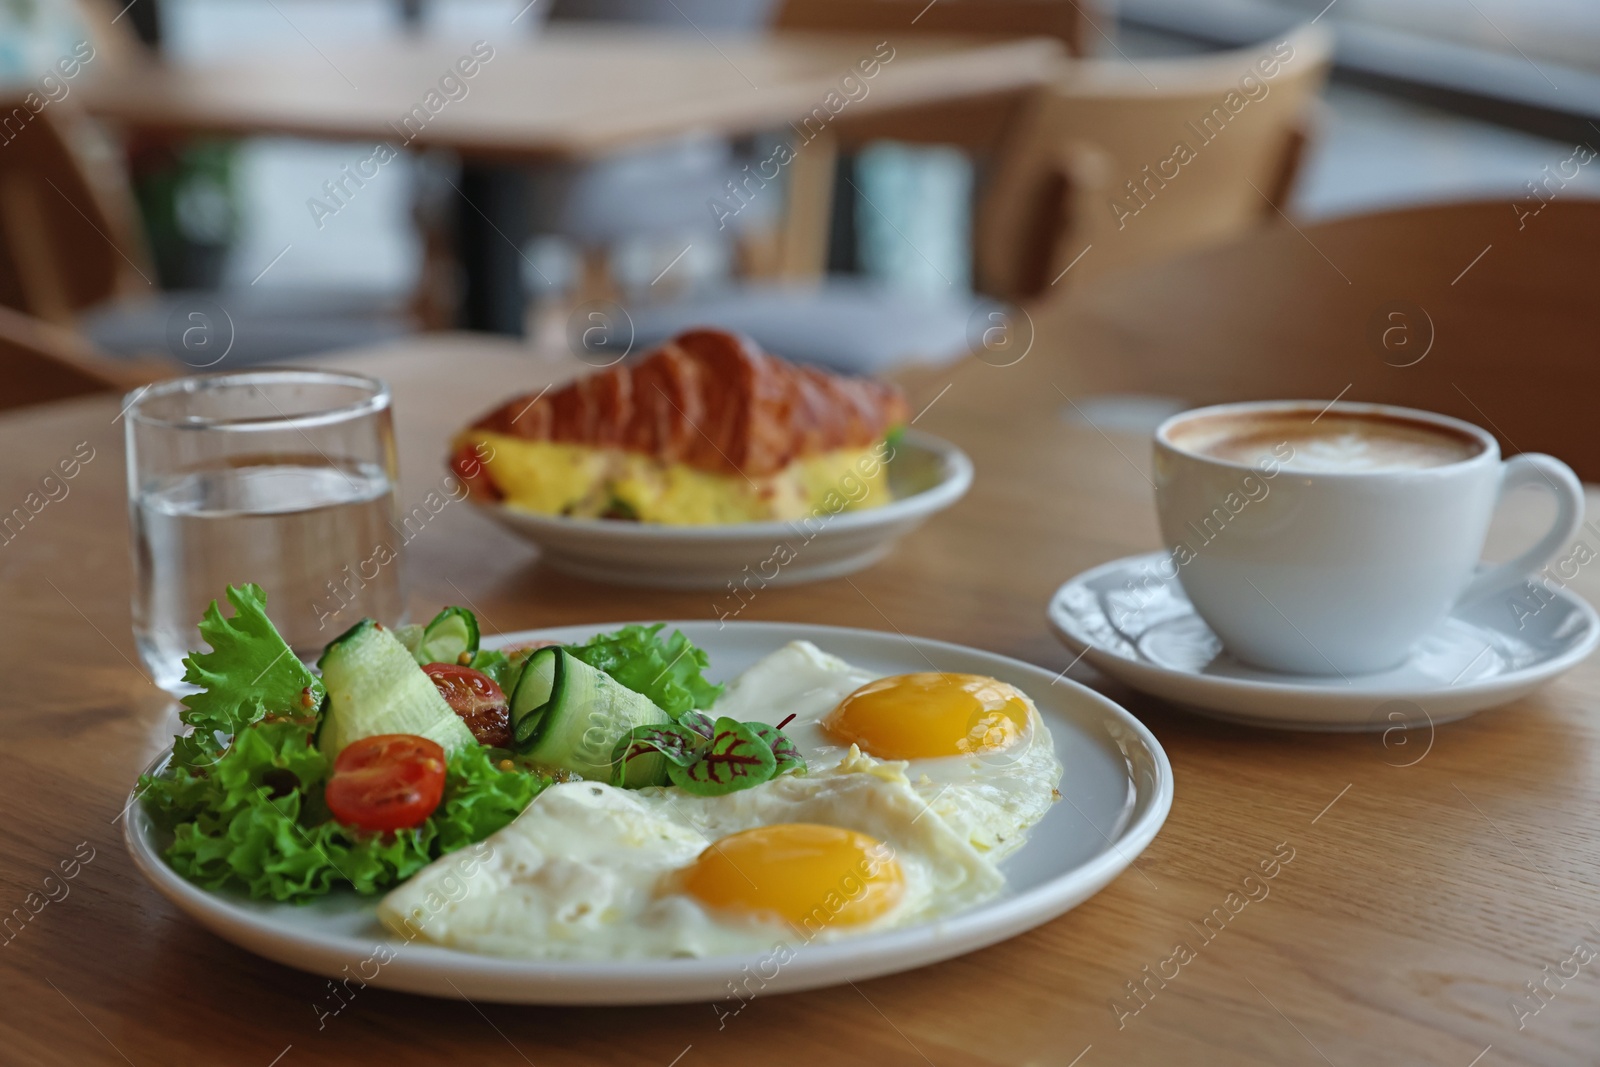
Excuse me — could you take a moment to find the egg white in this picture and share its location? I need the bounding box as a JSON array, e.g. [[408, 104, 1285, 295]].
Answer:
[[379, 774, 1001, 960], [632, 756, 1004, 928], [710, 641, 1063, 859]]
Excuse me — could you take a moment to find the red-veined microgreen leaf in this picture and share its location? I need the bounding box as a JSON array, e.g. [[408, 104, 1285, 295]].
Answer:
[[610, 723, 705, 789], [748, 723, 806, 777], [668, 718, 776, 797], [678, 710, 716, 742]]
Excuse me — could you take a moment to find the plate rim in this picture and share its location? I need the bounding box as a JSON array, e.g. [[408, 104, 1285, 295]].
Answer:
[[125, 619, 1173, 1003], [463, 428, 974, 541], [1048, 551, 1600, 713]]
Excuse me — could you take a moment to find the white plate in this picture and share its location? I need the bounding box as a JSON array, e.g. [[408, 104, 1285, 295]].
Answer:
[[467, 430, 972, 589], [1048, 552, 1600, 731], [125, 621, 1171, 1004]]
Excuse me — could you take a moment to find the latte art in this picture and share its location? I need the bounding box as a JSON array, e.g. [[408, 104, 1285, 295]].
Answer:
[[1172, 412, 1482, 473], [1268, 430, 1476, 472]]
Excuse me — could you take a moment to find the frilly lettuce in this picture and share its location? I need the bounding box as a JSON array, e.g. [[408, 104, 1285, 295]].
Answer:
[[171, 583, 322, 770], [144, 719, 543, 903], [139, 586, 546, 904], [565, 624, 721, 717]]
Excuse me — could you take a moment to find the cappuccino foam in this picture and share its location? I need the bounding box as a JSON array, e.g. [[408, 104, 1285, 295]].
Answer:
[[1174, 412, 1482, 473]]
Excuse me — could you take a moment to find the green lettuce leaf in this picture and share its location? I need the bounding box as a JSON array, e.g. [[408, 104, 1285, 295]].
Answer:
[[172, 584, 322, 770], [142, 719, 545, 904], [427, 744, 546, 854], [564, 624, 722, 716], [466, 648, 519, 691]]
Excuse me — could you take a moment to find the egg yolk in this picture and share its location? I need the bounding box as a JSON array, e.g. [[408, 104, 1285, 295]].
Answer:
[[680, 824, 904, 929], [822, 673, 1030, 760]]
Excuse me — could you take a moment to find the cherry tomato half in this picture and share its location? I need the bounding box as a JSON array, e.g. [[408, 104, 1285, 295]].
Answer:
[[325, 734, 447, 832], [423, 663, 512, 748]]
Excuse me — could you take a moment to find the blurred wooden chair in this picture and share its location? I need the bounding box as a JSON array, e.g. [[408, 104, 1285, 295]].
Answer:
[[773, 0, 1101, 164], [71, 0, 148, 70], [0, 304, 168, 411], [0, 97, 408, 370], [979, 25, 1333, 300], [0, 94, 151, 327], [1037, 197, 1600, 479]]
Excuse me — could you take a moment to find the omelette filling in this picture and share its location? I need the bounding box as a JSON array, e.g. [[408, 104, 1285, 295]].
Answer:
[[460, 431, 894, 524], [676, 824, 905, 929]]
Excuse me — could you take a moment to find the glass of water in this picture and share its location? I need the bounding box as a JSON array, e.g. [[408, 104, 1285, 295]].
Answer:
[[125, 370, 405, 692]]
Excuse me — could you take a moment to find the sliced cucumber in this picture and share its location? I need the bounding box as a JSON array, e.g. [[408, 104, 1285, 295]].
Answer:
[[414, 606, 479, 666], [320, 616, 379, 662], [513, 648, 670, 780], [497, 647, 533, 695], [317, 619, 477, 760], [509, 648, 560, 743], [392, 623, 425, 659]]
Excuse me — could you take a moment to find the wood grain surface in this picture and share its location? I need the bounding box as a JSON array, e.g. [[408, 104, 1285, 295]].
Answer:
[[78, 27, 1063, 162], [1, 331, 1597, 1066]]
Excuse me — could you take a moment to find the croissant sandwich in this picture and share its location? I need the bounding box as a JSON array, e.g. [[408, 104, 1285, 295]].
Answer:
[[451, 329, 909, 525]]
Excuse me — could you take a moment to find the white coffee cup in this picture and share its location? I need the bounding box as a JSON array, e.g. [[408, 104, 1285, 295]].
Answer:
[[1152, 400, 1585, 676]]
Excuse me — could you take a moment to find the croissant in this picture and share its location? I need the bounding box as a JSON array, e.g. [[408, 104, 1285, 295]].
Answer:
[[467, 329, 909, 478]]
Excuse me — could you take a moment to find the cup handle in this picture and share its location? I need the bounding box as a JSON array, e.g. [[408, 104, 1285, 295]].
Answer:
[[1457, 453, 1586, 606]]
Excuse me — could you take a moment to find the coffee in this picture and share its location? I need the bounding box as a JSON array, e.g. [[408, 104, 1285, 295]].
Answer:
[[1155, 400, 1582, 675], [1170, 410, 1483, 473]]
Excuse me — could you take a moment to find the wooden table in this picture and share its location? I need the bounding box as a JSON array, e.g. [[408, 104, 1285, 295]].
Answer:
[[3, 334, 1597, 1066], [80, 26, 1063, 333], [81, 27, 1061, 162]]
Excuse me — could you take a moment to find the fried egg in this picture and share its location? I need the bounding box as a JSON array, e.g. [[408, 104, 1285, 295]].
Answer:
[[710, 642, 1063, 859], [379, 774, 1001, 960], [379, 644, 1059, 960]]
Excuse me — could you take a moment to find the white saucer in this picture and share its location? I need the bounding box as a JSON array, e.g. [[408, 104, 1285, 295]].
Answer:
[[126, 621, 1170, 1004], [1047, 552, 1600, 731], [470, 430, 971, 589]]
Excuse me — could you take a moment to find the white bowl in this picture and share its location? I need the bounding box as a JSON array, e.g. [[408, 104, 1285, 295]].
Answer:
[[467, 429, 972, 589]]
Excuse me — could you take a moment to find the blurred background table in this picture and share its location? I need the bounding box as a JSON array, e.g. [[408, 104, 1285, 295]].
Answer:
[[2, 325, 1598, 1066], [78, 27, 1061, 161], [79, 25, 1064, 334]]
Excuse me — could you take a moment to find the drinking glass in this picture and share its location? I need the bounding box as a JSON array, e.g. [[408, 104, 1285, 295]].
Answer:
[[126, 370, 406, 693]]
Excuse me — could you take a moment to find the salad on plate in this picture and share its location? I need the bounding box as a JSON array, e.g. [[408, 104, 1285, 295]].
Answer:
[[140, 585, 787, 905]]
